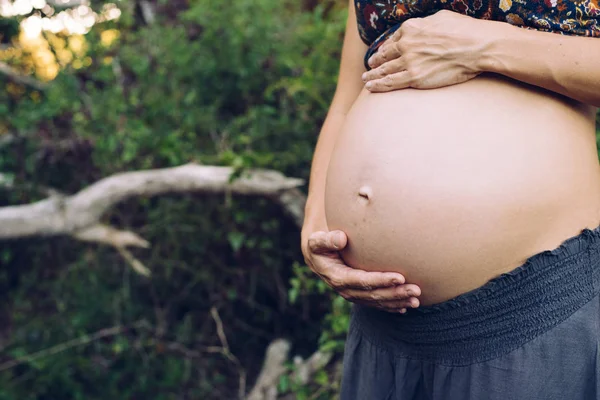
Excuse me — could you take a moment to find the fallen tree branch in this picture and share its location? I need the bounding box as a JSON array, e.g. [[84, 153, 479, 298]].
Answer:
[[0, 164, 304, 240], [247, 339, 332, 400], [0, 163, 305, 274], [291, 351, 333, 386], [273, 188, 306, 229], [247, 339, 291, 400]]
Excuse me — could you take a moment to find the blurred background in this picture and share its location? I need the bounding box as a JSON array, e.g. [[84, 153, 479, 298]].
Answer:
[[1, 1, 599, 399], [0, 0, 350, 398]]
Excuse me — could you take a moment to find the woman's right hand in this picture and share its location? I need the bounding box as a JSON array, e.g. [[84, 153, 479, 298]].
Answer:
[[301, 229, 421, 313]]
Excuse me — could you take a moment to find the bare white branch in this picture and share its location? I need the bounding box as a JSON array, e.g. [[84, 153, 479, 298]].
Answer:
[[73, 224, 150, 249], [115, 246, 152, 277], [0, 163, 304, 243], [274, 188, 306, 228], [246, 339, 332, 400], [45, 0, 88, 8], [291, 351, 333, 385], [247, 339, 292, 400], [138, 0, 156, 24], [0, 164, 304, 276], [0, 61, 48, 90]]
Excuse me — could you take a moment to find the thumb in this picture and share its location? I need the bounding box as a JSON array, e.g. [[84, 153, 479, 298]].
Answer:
[[308, 230, 348, 254], [330, 230, 348, 250]]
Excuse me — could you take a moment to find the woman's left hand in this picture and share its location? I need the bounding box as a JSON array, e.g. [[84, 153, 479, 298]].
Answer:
[[362, 10, 491, 92]]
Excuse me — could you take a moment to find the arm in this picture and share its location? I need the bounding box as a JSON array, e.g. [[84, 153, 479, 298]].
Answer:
[[362, 10, 600, 108], [301, 0, 422, 313], [480, 22, 600, 108], [302, 0, 367, 237]]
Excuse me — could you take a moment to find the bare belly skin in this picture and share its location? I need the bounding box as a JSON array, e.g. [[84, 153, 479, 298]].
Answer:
[[324, 72, 600, 305]]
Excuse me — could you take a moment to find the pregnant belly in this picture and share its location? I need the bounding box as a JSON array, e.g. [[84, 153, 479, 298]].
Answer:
[[325, 73, 600, 305]]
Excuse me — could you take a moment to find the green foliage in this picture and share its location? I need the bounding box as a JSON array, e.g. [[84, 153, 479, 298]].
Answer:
[[1, 0, 600, 398], [0, 0, 347, 398], [0, 17, 19, 43]]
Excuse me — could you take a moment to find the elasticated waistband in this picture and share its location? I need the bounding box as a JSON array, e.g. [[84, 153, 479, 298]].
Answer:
[[353, 225, 600, 366]]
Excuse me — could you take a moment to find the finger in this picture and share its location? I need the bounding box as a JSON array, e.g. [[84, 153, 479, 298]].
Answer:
[[388, 25, 403, 42], [381, 296, 420, 309], [352, 297, 419, 313], [365, 71, 412, 92], [362, 58, 405, 83], [367, 39, 402, 69], [340, 283, 421, 301], [308, 230, 348, 254], [328, 267, 407, 290]]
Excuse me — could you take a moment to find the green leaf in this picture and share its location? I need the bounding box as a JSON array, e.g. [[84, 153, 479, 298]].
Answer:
[[227, 232, 245, 252], [278, 374, 290, 393]]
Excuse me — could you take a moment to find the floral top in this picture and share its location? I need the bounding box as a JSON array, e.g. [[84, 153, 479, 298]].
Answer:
[[356, 0, 600, 68]]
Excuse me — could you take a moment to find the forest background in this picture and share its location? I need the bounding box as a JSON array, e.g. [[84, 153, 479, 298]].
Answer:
[[0, 0, 599, 399]]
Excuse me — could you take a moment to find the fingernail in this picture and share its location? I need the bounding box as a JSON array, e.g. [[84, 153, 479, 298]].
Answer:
[[332, 231, 343, 249], [368, 56, 374, 67], [365, 81, 373, 89], [361, 72, 367, 82], [399, 308, 407, 314]]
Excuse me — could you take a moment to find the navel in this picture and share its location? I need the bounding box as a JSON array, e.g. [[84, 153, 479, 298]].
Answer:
[[358, 186, 373, 203]]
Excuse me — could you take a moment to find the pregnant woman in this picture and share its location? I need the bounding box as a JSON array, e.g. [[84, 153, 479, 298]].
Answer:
[[301, 0, 600, 398]]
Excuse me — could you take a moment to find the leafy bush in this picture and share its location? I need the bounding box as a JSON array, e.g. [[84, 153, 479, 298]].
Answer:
[[0, 1, 348, 398], [3, 1, 597, 398]]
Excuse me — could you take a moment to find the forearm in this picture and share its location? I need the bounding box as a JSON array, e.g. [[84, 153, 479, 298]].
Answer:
[[304, 4, 365, 233], [480, 22, 600, 107], [304, 110, 347, 232]]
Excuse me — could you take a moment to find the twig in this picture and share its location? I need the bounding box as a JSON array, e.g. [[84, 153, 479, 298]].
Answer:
[[211, 307, 230, 351], [111, 56, 125, 89], [0, 61, 48, 91], [0, 320, 147, 372], [210, 307, 247, 400], [115, 246, 152, 277], [307, 385, 330, 400], [138, 0, 156, 25], [200, 345, 226, 354], [73, 224, 151, 276]]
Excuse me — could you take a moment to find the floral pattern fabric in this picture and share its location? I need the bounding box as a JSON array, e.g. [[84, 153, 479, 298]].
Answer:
[[356, 0, 600, 68]]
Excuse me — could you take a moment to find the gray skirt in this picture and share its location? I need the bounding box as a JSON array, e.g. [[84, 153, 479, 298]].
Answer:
[[341, 226, 600, 400]]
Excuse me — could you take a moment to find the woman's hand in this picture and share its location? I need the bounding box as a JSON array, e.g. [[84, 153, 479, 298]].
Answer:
[[362, 10, 489, 92], [302, 230, 421, 313]]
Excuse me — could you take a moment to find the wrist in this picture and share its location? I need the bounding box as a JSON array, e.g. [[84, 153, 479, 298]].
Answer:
[[304, 192, 326, 219], [301, 217, 328, 237], [475, 19, 514, 74], [301, 208, 328, 242]]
